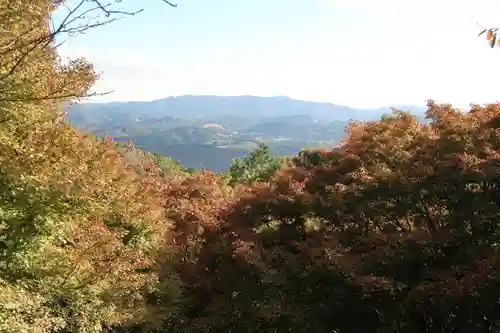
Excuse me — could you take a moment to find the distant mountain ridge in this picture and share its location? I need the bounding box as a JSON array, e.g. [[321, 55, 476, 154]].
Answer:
[[69, 95, 426, 123], [67, 95, 427, 171]]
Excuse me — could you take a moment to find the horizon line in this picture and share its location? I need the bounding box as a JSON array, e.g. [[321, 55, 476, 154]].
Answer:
[[80, 94, 429, 110]]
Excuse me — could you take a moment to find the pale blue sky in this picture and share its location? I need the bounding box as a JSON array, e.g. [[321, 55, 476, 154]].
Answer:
[[57, 0, 500, 108]]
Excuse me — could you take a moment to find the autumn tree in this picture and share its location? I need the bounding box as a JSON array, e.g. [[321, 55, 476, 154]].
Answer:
[[149, 102, 500, 333], [0, 0, 177, 103], [0, 1, 177, 332]]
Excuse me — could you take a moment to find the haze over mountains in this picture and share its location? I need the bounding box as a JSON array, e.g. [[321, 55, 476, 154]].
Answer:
[[67, 95, 427, 171]]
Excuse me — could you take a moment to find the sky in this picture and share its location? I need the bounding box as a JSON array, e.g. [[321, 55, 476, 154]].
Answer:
[[55, 0, 500, 108]]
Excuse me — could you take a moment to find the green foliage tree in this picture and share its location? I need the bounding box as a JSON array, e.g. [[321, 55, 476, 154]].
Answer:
[[227, 143, 283, 186]]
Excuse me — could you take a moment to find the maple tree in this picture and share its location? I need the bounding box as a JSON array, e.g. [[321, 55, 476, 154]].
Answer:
[[139, 102, 500, 333]]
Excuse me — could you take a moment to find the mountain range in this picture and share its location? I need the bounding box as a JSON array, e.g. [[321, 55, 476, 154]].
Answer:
[[67, 95, 427, 171]]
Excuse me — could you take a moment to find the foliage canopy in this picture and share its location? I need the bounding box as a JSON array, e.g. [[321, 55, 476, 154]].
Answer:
[[1, 1, 500, 333]]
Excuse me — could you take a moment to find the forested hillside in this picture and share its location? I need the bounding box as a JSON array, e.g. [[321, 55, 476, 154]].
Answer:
[[1, 1, 500, 333]]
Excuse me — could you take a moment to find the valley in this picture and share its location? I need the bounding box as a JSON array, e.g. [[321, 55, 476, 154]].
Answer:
[[67, 95, 426, 170]]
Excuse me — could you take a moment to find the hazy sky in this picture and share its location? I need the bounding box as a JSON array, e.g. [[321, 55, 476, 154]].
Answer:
[[56, 0, 500, 108]]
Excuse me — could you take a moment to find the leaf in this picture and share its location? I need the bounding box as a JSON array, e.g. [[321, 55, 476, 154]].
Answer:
[[490, 33, 497, 48]]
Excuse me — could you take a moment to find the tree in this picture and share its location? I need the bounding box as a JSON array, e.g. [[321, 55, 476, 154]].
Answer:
[[4, 1, 500, 332], [0, 0, 177, 103], [0, 1, 175, 332], [150, 102, 500, 333], [227, 143, 283, 186]]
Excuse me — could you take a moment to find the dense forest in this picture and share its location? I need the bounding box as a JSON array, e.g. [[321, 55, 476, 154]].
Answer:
[[2, 1, 500, 333]]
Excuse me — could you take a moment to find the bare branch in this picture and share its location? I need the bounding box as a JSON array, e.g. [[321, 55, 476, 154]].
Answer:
[[89, 0, 144, 17], [162, 0, 178, 7], [0, 90, 114, 103]]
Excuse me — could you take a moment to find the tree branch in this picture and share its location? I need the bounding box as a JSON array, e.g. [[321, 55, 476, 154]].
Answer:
[[0, 90, 114, 103]]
